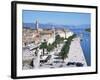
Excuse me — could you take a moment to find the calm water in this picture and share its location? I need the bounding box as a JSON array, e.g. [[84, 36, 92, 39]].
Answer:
[[71, 29, 91, 66]]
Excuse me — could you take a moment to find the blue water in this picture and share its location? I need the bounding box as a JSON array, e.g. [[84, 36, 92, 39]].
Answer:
[[71, 29, 91, 66]]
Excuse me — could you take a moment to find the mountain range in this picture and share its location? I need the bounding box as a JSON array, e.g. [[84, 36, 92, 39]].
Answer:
[[23, 23, 90, 30]]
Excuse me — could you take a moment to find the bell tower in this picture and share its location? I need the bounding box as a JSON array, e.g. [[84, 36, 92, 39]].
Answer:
[[35, 20, 39, 33], [36, 20, 39, 30]]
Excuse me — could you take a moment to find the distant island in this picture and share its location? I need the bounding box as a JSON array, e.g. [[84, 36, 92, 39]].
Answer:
[[85, 28, 90, 32]]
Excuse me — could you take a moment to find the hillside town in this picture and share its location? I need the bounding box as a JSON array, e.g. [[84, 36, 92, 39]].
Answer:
[[22, 20, 87, 69]]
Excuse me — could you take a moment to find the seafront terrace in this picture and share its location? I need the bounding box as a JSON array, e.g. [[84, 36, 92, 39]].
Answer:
[[22, 36, 87, 69]]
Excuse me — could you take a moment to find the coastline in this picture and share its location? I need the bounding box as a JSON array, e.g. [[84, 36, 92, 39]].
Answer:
[[65, 37, 87, 66]]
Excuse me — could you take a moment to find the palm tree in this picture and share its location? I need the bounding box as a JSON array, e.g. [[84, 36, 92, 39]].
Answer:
[[59, 34, 76, 62], [47, 43, 54, 53], [40, 40, 47, 56], [55, 35, 63, 47], [59, 41, 69, 62]]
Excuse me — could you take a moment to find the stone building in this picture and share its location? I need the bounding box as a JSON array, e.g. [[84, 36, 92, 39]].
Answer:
[[22, 20, 73, 47]]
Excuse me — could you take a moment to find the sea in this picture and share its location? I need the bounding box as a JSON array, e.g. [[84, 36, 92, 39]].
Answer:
[[71, 29, 91, 66]]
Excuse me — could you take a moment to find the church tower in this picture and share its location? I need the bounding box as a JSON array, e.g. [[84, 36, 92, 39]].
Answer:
[[36, 20, 39, 33]]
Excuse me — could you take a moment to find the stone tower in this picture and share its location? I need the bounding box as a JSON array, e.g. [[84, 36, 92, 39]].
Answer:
[[36, 20, 39, 33]]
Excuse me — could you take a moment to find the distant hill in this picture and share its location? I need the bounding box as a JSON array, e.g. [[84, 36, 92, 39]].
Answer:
[[85, 28, 90, 32], [23, 23, 90, 30]]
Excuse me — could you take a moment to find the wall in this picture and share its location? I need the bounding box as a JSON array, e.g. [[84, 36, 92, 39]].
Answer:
[[0, 0, 99, 80]]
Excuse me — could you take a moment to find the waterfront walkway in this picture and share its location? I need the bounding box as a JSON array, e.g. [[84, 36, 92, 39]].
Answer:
[[65, 37, 87, 66]]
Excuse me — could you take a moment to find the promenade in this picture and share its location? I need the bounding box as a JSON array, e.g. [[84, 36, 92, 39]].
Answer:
[[65, 37, 87, 66]]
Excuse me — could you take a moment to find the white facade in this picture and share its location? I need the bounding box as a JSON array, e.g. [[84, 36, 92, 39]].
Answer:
[[47, 36, 55, 44], [66, 32, 73, 38], [56, 30, 73, 39]]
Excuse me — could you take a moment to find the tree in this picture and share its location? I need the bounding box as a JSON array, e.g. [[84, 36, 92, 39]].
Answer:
[[46, 35, 64, 54], [55, 35, 60, 45], [60, 37, 64, 43], [55, 35, 64, 47], [47, 44, 54, 53], [40, 40, 47, 56], [59, 41, 69, 62], [67, 34, 76, 41], [55, 35, 60, 40], [59, 34, 76, 62]]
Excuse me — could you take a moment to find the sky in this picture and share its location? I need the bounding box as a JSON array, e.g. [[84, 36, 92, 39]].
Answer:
[[22, 10, 91, 26]]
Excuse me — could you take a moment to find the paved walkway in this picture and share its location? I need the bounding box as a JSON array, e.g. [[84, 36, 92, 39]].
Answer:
[[65, 37, 87, 66]]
